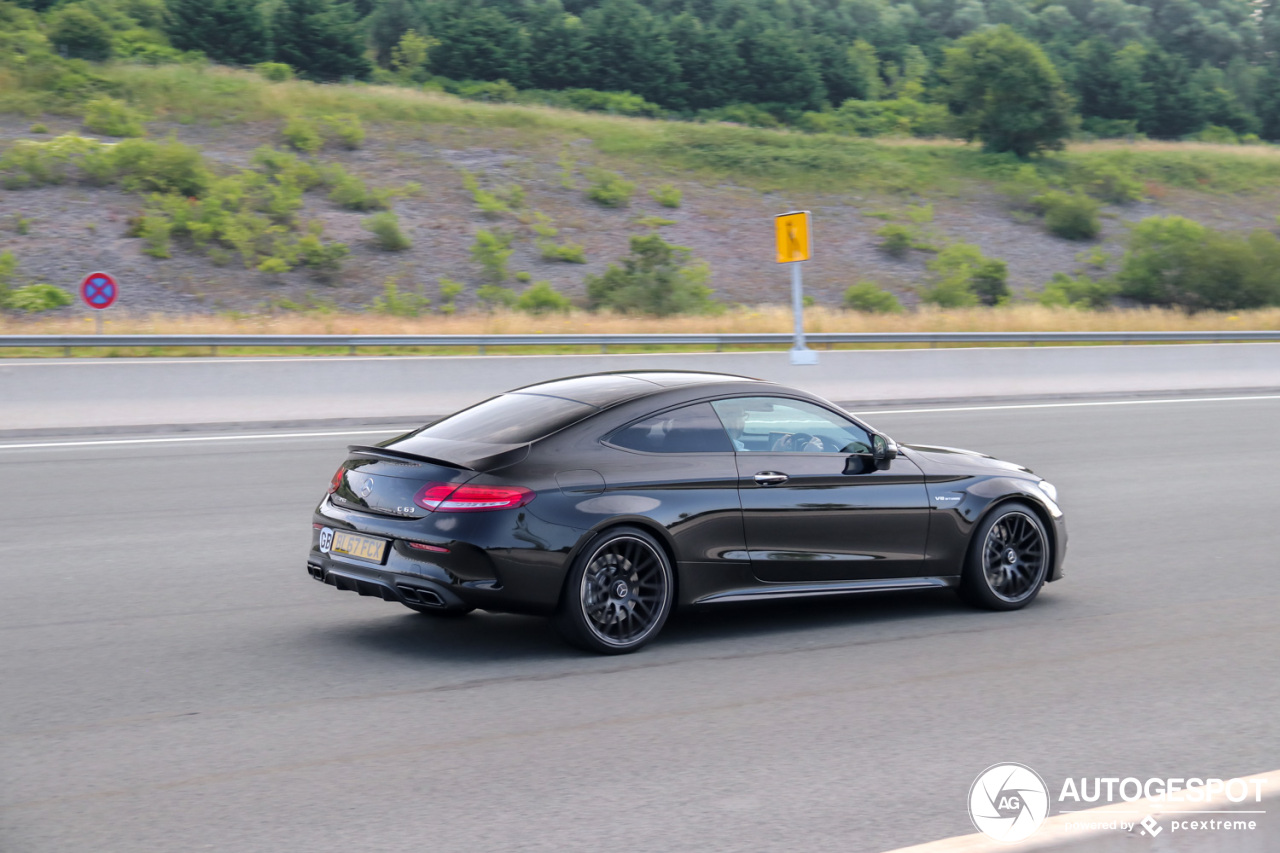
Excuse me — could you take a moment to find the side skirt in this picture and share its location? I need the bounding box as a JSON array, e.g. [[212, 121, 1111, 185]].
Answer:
[[693, 576, 958, 605]]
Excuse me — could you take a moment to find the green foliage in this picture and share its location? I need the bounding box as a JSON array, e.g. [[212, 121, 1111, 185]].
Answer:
[[0, 250, 16, 307], [1033, 191, 1101, 241], [875, 224, 918, 258], [47, 5, 113, 62], [635, 215, 676, 228], [29, 124, 48, 134], [372, 278, 429, 316], [650, 184, 682, 209], [585, 234, 717, 316], [519, 88, 665, 118], [539, 240, 586, 264], [282, 117, 323, 153], [0, 135, 210, 196], [448, 79, 520, 103], [585, 169, 635, 208], [168, 0, 270, 66], [325, 168, 391, 210], [84, 97, 146, 138], [1068, 159, 1144, 204], [475, 284, 517, 311], [1115, 216, 1280, 311], [798, 98, 950, 138], [514, 270, 532, 283], [8, 283, 73, 313], [516, 280, 572, 315], [471, 228, 513, 282], [940, 26, 1075, 158], [363, 211, 410, 251], [388, 30, 438, 82], [1038, 273, 1117, 309], [11, 214, 32, 235], [843, 282, 903, 313], [922, 244, 1010, 307], [270, 0, 370, 82], [437, 277, 463, 314], [319, 114, 364, 150], [139, 215, 171, 257], [461, 170, 523, 218], [255, 62, 294, 82]]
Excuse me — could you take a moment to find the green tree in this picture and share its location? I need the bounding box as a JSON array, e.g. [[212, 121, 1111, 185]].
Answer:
[[526, 3, 595, 91], [736, 25, 825, 112], [430, 6, 529, 88], [667, 14, 745, 110], [47, 5, 113, 61], [167, 0, 270, 65], [585, 234, 716, 316], [272, 0, 370, 82], [940, 25, 1074, 157], [366, 0, 428, 69], [922, 243, 1010, 307], [583, 0, 681, 107]]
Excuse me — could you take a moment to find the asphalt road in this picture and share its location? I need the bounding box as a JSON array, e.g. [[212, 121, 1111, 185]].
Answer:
[[2, 395, 1278, 853]]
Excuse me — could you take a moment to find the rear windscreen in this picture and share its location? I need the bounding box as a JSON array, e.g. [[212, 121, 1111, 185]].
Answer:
[[409, 393, 596, 444]]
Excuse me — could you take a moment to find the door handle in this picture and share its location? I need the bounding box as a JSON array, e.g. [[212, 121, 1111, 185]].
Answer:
[[753, 471, 789, 486]]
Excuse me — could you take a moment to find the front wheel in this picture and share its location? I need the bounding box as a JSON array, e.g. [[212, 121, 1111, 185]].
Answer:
[[959, 502, 1049, 611], [554, 526, 674, 655]]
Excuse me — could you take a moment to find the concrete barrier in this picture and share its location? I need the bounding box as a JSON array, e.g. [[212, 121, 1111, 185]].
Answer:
[[1, 343, 1277, 433], [888, 768, 1278, 853]]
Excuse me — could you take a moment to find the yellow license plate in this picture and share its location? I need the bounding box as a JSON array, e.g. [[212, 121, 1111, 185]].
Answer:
[[330, 531, 388, 564]]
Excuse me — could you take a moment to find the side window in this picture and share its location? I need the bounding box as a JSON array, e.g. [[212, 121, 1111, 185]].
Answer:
[[711, 397, 872, 453], [609, 402, 733, 453]]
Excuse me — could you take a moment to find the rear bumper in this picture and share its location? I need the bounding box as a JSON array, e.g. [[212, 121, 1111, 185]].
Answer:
[[306, 559, 475, 613]]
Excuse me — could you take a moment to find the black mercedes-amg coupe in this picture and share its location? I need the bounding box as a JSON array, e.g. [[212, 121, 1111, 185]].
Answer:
[[308, 371, 1066, 653]]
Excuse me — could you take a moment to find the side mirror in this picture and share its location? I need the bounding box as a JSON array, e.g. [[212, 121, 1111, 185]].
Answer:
[[872, 434, 898, 467]]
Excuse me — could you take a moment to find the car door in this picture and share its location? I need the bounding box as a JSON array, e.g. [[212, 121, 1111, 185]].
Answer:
[[710, 397, 931, 583]]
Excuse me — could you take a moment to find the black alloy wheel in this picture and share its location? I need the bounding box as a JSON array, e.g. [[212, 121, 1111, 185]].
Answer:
[[555, 526, 674, 654], [960, 502, 1049, 611]]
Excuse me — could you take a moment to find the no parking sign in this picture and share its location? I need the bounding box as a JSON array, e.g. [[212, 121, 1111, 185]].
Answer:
[[80, 271, 118, 310]]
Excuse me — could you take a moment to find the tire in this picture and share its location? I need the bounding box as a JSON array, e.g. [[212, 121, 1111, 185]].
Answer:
[[403, 603, 475, 617], [554, 526, 674, 655], [959, 502, 1050, 611]]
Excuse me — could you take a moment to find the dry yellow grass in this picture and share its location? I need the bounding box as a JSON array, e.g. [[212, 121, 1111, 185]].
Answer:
[[4, 306, 1277, 337]]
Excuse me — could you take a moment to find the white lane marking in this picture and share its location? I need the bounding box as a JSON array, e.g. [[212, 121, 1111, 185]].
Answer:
[[853, 394, 1280, 416], [0, 430, 399, 451], [0, 394, 1276, 451]]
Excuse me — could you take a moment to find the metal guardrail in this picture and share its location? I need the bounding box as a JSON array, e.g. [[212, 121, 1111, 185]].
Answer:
[[1, 330, 1278, 356]]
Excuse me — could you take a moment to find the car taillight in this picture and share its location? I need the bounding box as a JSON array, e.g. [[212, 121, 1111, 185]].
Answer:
[[327, 466, 344, 494], [413, 482, 535, 512]]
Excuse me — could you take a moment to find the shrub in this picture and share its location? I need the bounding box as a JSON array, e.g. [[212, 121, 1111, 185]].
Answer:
[[586, 169, 635, 208], [519, 88, 665, 117], [255, 62, 294, 82], [319, 114, 364, 150], [514, 270, 532, 283], [0, 250, 17, 305], [585, 234, 717, 316], [29, 124, 48, 134], [471, 229, 513, 282], [1115, 216, 1280, 311], [282, 117, 322, 154], [875, 224, 916, 258], [47, 5, 113, 61], [475, 284, 517, 310], [843, 282, 903, 313], [140, 215, 171, 258], [650, 184, 682, 208], [921, 243, 1009, 307], [437, 278, 464, 314], [635, 215, 676, 228], [798, 98, 950, 138], [1070, 159, 1143, 204], [372, 279, 429, 316], [450, 79, 519, 103], [539, 240, 586, 263], [83, 98, 146, 138], [326, 169, 391, 210], [1037, 273, 1117, 309], [363, 211, 410, 250], [1, 134, 104, 189], [1034, 191, 1100, 240], [8, 283, 73, 313], [93, 138, 211, 196], [516, 281, 572, 314], [462, 170, 522, 218]]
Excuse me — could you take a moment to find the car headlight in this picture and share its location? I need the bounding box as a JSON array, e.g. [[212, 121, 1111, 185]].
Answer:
[[1037, 480, 1058, 503]]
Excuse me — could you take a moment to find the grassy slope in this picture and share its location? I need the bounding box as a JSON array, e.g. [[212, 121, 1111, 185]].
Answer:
[[4, 64, 1280, 325]]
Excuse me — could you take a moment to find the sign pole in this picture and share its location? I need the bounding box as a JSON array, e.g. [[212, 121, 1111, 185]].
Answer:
[[775, 210, 817, 366], [79, 271, 119, 336], [95, 312, 103, 335]]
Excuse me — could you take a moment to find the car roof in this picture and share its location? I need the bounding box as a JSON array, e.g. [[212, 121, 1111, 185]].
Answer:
[[508, 371, 763, 408]]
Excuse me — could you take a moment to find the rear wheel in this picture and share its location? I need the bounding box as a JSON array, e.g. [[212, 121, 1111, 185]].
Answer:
[[554, 526, 673, 655], [959, 502, 1049, 611]]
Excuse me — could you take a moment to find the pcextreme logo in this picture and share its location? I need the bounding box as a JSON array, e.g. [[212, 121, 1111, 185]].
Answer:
[[968, 763, 1051, 842]]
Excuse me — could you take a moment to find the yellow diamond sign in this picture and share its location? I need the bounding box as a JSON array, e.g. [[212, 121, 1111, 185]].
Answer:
[[775, 210, 811, 263]]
